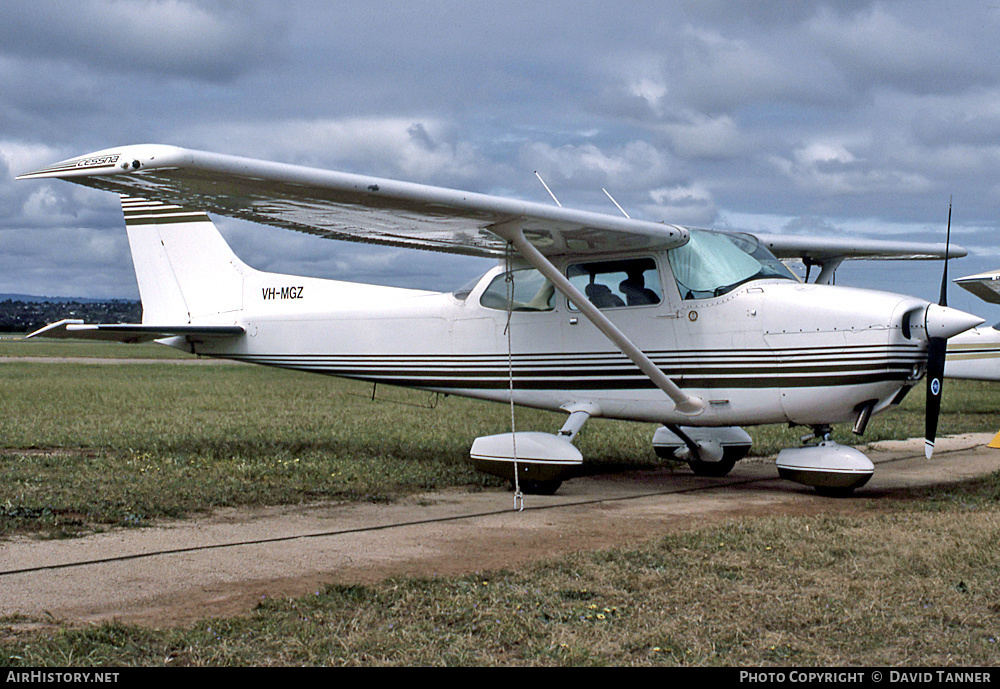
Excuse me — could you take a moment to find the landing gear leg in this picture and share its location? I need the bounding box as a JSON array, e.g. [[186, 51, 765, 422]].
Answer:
[[801, 424, 833, 444]]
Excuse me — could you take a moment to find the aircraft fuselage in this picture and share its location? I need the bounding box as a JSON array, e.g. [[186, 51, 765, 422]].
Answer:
[[190, 252, 931, 430]]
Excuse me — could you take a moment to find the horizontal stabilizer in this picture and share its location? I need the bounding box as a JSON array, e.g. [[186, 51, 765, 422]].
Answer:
[[28, 319, 244, 343]]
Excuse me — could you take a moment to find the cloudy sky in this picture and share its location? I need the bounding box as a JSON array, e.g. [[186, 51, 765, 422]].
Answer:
[[2, 0, 1000, 317]]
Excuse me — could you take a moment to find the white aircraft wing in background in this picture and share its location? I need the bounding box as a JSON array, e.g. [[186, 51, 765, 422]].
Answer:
[[954, 269, 1000, 305], [757, 234, 964, 284], [943, 269, 1000, 382]]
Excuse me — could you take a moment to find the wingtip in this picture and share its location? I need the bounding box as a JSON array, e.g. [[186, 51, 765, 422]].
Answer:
[[924, 440, 934, 460], [15, 144, 186, 181]]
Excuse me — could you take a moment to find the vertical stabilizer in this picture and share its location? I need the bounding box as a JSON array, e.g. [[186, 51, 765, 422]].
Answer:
[[121, 196, 248, 324]]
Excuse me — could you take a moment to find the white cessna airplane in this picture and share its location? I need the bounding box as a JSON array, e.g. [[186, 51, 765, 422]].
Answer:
[[946, 269, 1000, 382], [945, 270, 1000, 449], [18, 145, 983, 496]]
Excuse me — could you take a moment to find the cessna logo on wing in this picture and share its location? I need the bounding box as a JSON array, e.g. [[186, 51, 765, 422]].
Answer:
[[75, 155, 119, 168]]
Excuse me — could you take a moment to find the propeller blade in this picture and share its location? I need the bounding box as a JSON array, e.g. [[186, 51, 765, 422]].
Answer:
[[925, 336, 946, 459], [926, 198, 952, 460], [939, 200, 952, 307]]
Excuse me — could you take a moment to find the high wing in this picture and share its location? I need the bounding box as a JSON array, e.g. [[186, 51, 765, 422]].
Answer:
[[16, 144, 688, 258], [18, 144, 702, 412], [19, 144, 964, 266]]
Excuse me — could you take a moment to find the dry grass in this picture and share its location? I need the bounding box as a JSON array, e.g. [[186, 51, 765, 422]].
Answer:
[[4, 494, 998, 666]]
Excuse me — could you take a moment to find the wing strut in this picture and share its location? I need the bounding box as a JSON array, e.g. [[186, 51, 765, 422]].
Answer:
[[501, 224, 705, 416]]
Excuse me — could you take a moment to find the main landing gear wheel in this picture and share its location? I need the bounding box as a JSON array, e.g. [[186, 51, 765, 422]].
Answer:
[[653, 426, 753, 478], [687, 456, 737, 477], [686, 445, 749, 477]]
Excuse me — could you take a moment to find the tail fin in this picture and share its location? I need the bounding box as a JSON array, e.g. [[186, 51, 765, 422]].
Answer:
[[121, 195, 248, 324]]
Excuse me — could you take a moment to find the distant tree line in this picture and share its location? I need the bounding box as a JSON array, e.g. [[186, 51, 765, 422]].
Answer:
[[0, 300, 141, 333]]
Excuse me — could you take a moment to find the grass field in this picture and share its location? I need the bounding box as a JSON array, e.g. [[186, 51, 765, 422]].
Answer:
[[0, 333, 192, 359], [2, 335, 999, 665], [2, 335, 999, 537]]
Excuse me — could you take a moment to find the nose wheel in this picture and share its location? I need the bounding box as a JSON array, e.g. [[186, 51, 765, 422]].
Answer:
[[776, 426, 874, 495]]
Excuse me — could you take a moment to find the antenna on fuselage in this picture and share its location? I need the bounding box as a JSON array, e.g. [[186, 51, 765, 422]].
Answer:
[[534, 171, 562, 207], [602, 188, 631, 219]]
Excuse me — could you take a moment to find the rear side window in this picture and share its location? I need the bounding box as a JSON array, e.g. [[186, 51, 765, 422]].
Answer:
[[566, 257, 661, 310]]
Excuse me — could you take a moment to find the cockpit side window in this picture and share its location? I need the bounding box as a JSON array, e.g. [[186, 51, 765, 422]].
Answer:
[[479, 268, 555, 311], [667, 230, 797, 300], [566, 257, 662, 310]]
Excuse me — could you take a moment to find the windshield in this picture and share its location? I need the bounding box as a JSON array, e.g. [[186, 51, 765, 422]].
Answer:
[[667, 230, 797, 299]]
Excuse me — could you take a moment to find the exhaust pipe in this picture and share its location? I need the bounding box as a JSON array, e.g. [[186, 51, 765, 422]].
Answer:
[[852, 401, 875, 436]]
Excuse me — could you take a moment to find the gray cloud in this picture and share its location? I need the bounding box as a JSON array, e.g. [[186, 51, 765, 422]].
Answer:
[[1, 0, 998, 316], [0, 1, 283, 81]]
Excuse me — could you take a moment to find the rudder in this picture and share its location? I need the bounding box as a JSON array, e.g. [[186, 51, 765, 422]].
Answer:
[[121, 195, 248, 324]]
